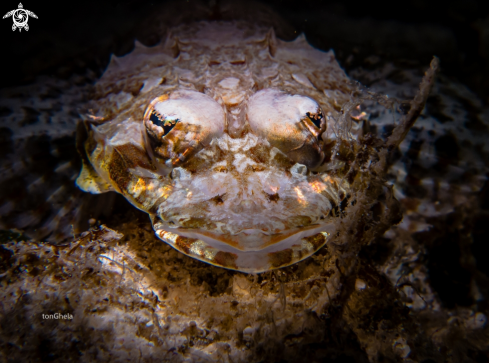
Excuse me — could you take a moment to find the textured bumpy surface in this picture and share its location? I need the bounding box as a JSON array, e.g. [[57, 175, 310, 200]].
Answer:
[[1, 19, 488, 363], [74, 21, 435, 273], [74, 21, 364, 272]]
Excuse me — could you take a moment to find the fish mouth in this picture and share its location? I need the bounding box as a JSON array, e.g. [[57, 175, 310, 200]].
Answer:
[[153, 223, 334, 273]]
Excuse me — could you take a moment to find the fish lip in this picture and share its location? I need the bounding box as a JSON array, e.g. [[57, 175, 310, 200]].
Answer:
[[154, 223, 334, 253], [238, 228, 273, 236], [155, 224, 334, 273]]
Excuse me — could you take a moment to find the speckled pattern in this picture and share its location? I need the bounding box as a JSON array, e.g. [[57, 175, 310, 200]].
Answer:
[[73, 21, 366, 272], [1, 12, 489, 363]]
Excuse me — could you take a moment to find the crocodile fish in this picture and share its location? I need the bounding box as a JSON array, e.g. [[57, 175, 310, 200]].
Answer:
[[71, 21, 439, 273], [1, 21, 486, 274]]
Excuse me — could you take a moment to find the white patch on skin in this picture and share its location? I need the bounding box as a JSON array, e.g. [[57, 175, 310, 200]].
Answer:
[[218, 77, 240, 89], [141, 77, 162, 93], [217, 133, 259, 154], [171, 167, 192, 180], [106, 91, 133, 110], [174, 67, 196, 81], [232, 154, 256, 173], [292, 73, 315, 88], [290, 163, 308, 176], [260, 64, 279, 78], [100, 119, 144, 147], [254, 171, 281, 195]]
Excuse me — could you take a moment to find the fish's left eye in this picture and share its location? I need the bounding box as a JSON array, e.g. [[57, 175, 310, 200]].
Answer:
[[143, 90, 225, 166], [147, 108, 179, 139], [306, 110, 324, 131]]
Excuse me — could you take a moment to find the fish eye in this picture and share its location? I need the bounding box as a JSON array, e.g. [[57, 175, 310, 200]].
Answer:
[[247, 88, 326, 169], [143, 90, 225, 165], [147, 108, 179, 139], [306, 110, 324, 131]]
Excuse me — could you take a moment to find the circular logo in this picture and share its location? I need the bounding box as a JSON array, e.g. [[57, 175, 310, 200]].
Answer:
[[12, 9, 28, 28]]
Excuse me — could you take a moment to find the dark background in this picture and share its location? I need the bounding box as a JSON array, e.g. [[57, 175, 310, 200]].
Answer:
[[1, 0, 489, 104]]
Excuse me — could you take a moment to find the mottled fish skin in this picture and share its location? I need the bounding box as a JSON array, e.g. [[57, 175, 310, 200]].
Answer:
[[76, 21, 435, 272], [1, 21, 487, 274]]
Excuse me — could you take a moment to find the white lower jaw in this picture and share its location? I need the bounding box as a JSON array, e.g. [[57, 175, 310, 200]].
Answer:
[[159, 223, 334, 253], [153, 223, 335, 273]]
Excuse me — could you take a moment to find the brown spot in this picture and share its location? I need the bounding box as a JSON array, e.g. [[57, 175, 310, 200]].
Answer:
[[179, 217, 216, 230], [213, 166, 228, 173], [210, 195, 225, 205], [243, 164, 265, 173], [175, 236, 197, 254], [288, 216, 312, 228], [115, 144, 155, 170], [302, 233, 327, 250], [127, 81, 144, 97], [248, 144, 270, 163], [181, 155, 211, 173], [321, 140, 335, 164], [268, 249, 293, 268], [108, 148, 133, 191], [251, 165, 266, 172], [265, 192, 280, 202], [230, 60, 246, 65], [271, 152, 295, 169], [213, 251, 238, 269]]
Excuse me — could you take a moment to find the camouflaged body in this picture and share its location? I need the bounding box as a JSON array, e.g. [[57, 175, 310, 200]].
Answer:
[[75, 21, 401, 272]]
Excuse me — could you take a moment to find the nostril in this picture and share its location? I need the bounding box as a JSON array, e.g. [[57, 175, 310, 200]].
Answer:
[[266, 192, 280, 202], [210, 194, 225, 205]]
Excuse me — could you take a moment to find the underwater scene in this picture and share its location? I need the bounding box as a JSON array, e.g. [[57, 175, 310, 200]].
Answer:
[[1, 0, 488, 361]]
